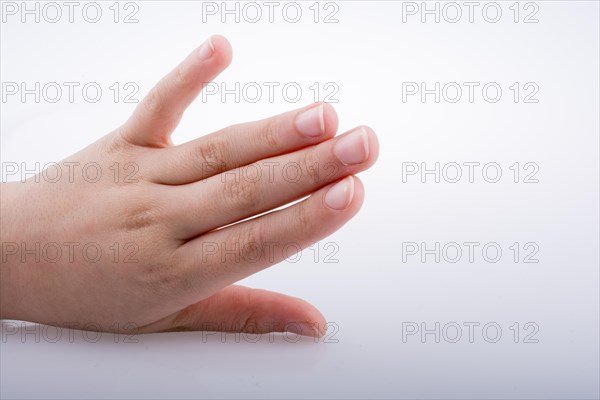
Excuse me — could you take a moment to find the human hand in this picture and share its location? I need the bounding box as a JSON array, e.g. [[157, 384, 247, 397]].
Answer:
[[0, 35, 378, 337]]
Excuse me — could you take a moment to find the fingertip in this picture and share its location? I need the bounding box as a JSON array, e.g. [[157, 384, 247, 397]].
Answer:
[[261, 292, 327, 337], [288, 299, 327, 337], [345, 175, 365, 216], [312, 312, 328, 337], [349, 175, 365, 209], [360, 125, 380, 166], [209, 34, 233, 68], [323, 175, 365, 212], [322, 102, 339, 138], [294, 102, 337, 140]]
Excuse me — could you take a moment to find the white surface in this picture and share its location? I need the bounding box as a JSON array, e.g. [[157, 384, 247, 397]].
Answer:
[[1, 1, 599, 399]]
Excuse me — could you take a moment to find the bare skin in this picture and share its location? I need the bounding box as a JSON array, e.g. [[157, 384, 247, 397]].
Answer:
[[0, 35, 379, 337]]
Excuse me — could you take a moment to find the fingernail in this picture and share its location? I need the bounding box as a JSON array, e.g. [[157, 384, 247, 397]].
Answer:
[[324, 176, 354, 210], [295, 104, 325, 137], [334, 127, 369, 165], [197, 37, 214, 61]]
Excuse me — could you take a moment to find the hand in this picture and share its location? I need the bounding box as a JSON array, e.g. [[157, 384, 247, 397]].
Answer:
[[0, 35, 379, 337]]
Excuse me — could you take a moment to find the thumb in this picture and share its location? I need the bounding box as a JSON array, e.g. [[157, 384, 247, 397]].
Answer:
[[145, 285, 327, 337]]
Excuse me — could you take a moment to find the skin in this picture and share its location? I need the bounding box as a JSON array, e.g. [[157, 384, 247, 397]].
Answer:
[[0, 35, 378, 337]]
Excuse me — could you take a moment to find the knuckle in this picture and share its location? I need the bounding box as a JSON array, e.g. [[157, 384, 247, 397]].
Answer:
[[122, 201, 162, 232], [140, 84, 178, 131], [294, 203, 317, 237], [174, 64, 192, 88], [240, 223, 264, 252], [142, 86, 162, 116], [223, 174, 261, 211], [300, 147, 320, 185], [239, 311, 260, 333], [233, 289, 261, 332], [262, 119, 280, 148], [225, 223, 264, 264], [196, 139, 226, 174], [104, 127, 134, 155], [140, 260, 191, 297]]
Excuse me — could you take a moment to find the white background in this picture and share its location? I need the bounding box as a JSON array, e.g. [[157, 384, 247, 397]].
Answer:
[[1, 1, 599, 399]]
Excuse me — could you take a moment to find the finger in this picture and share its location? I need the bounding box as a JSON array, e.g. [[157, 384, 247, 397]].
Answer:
[[142, 102, 338, 184], [167, 126, 377, 239], [142, 285, 326, 337], [176, 176, 364, 293], [120, 35, 233, 148]]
